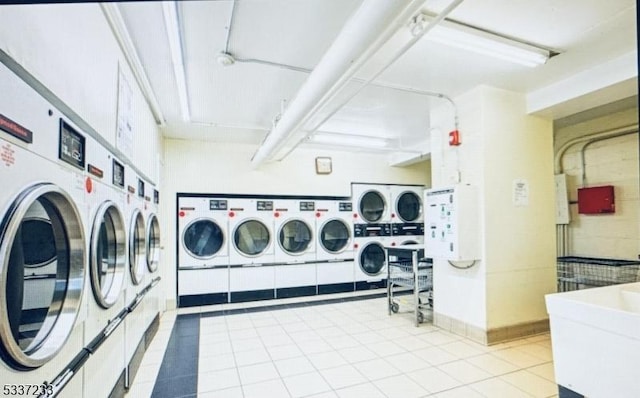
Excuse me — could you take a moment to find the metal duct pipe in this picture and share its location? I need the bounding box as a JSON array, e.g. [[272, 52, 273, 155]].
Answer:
[[250, 0, 428, 168]]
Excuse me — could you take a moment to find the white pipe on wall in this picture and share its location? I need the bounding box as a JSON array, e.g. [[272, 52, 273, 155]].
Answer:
[[554, 124, 638, 174], [250, 0, 428, 168]]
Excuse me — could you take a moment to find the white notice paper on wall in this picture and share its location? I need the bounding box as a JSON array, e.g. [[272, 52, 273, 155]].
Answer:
[[513, 179, 529, 206], [116, 66, 133, 159]]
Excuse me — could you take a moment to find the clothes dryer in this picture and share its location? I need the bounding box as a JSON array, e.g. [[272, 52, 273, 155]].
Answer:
[[387, 185, 424, 250], [177, 196, 229, 306], [315, 199, 355, 294], [82, 139, 128, 398], [273, 198, 317, 298], [351, 183, 392, 224], [228, 197, 275, 302], [353, 223, 390, 290], [0, 65, 87, 395]]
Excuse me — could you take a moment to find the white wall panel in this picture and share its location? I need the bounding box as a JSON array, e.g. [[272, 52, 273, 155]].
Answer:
[[0, 3, 162, 182], [555, 107, 639, 259]]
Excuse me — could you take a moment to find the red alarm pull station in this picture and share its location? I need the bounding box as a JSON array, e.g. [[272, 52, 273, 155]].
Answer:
[[449, 129, 461, 146]]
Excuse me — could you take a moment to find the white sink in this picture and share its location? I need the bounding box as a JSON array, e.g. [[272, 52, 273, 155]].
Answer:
[[546, 282, 640, 398]]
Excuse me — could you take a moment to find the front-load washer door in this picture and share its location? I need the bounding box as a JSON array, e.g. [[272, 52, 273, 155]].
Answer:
[[359, 190, 386, 223], [182, 218, 224, 260], [278, 219, 312, 255], [0, 183, 85, 370], [146, 213, 160, 272], [129, 209, 145, 285], [90, 201, 126, 309], [396, 191, 421, 222], [319, 219, 350, 254], [359, 242, 385, 276], [233, 219, 270, 257]]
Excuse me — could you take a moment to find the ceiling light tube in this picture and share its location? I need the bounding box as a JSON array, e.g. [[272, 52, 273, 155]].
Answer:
[[162, 1, 190, 121], [310, 133, 389, 148], [422, 16, 551, 67], [250, 0, 427, 168]]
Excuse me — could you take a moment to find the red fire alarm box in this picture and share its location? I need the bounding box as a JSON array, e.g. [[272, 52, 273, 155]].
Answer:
[[577, 185, 615, 214]]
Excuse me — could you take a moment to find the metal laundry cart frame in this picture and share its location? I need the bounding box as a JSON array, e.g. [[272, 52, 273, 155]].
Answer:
[[557, 256, 640, 292], [386, 246, 432, 326]]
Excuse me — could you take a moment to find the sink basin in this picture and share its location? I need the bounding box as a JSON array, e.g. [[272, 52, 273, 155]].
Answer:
[[546, 282, 640, 398]]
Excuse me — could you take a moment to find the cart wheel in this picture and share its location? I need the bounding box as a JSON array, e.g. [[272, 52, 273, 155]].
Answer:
[[391, 303, 399, 313], [417, 312, 424, 324]]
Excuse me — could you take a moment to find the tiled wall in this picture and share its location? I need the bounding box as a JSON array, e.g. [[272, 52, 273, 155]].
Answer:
[[555, 107, 639, 259]]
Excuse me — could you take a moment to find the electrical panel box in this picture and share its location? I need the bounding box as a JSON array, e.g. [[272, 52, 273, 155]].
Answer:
[[578, 185, 615, 214], [424, 185, 480, 261]]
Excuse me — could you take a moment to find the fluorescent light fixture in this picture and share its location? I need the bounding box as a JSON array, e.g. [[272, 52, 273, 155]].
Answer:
[[418, 15, 551, 67], [310, 132, 389, 148], [162, 1, 190, 121]]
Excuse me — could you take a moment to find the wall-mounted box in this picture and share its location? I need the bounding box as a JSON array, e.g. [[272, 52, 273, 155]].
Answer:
[[577, 185, 615, 214], [424, 184, 479, 261]]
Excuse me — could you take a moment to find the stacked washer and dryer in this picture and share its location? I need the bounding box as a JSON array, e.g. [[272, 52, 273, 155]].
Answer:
[[352, 183, 393, 290], [352, 183, 425, 290], [0, 62, 161, 396]]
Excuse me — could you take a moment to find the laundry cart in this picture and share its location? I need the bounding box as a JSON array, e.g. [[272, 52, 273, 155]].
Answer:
[[386, 245, 432, 326], [557, 256, 640, 292]]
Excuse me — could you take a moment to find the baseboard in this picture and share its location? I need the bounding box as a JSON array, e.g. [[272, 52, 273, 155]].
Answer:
[[434, 312, 550, 345]]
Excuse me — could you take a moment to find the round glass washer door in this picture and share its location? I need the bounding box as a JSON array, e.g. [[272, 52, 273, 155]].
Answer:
[[359, 242, 385, 276], [233, 219, 270, 257], [359, 190, 386, 223], [90, 201, 126, 309], [21, 218, 56, 268], [396, 191, 422, 222], [183, 218, 224, 259], [319, 219, 350, 254], [278, 219, 312, 255], [0, 183, 85, 370], [129, 209, 146, 285], [146, 214, 160, 272]]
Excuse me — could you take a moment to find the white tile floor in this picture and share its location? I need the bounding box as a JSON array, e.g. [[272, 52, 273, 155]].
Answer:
[[126, 293, 558, 398]]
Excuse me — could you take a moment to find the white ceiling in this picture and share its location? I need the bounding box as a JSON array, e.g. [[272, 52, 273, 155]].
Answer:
[[116, 0, 638, 159]]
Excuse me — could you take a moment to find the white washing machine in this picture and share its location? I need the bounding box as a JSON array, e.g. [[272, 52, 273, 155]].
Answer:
[[273, 198, 317, 298], [389, 184, 425, 248], [82, 138, 128, 398], [122, 166, 148, 389], [228, 197, 276, 302], [315, 199, 355, 294], [0, 63, 87, 395], [351, 183, 392, 225], [144, 186, 161, 279], [353, 223, 391, 290], [177, 196, 229, 306]]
